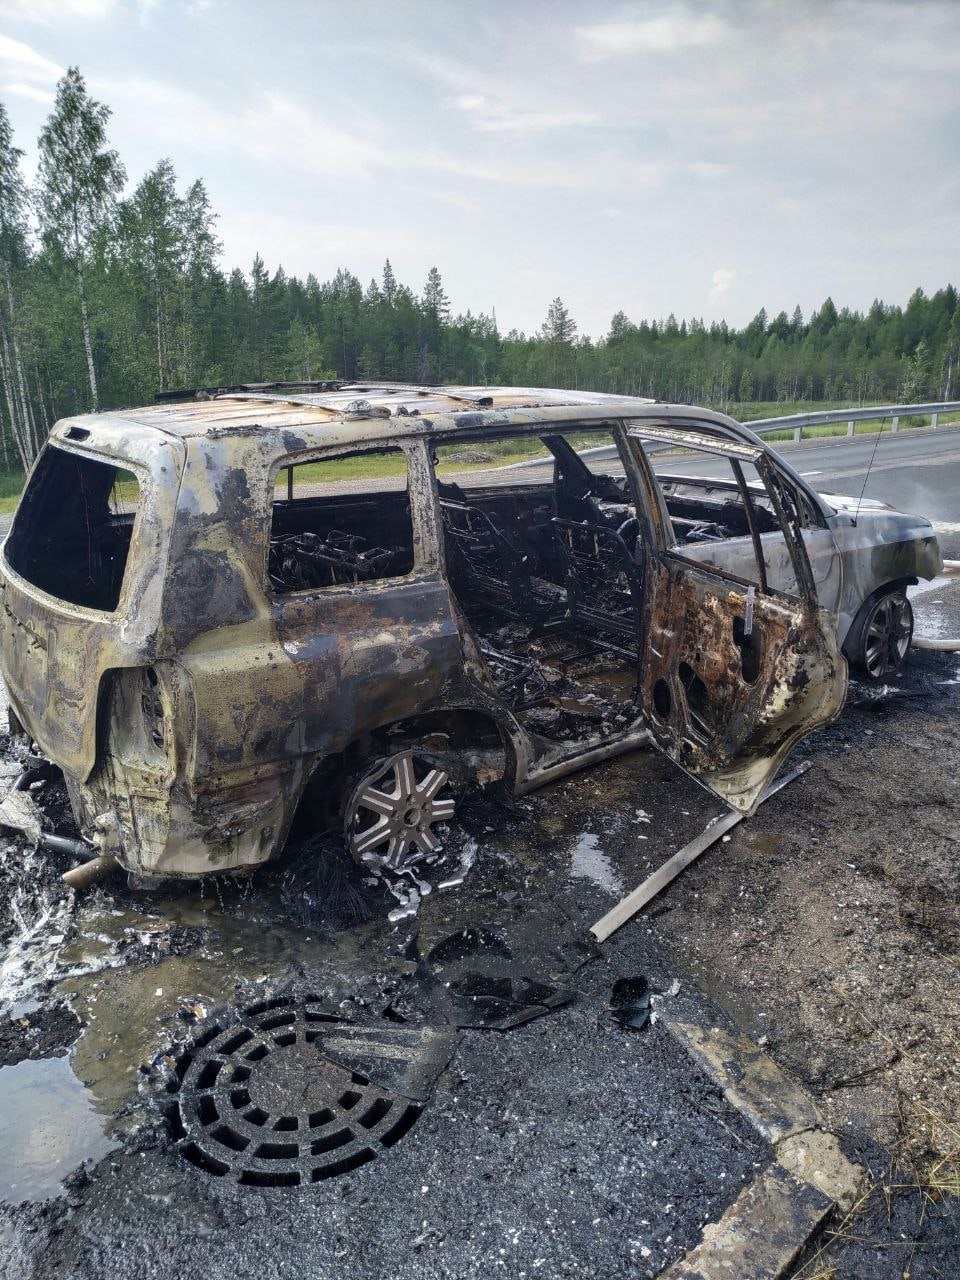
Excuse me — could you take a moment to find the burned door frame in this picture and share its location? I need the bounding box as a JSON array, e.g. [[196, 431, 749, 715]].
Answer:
[[623, 419, 847, 812], [262, 437, 531, 797], [425, 419, 658, 789]]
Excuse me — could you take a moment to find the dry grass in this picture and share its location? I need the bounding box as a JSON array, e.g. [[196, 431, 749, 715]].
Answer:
[[792, 1098, 960, 1279]]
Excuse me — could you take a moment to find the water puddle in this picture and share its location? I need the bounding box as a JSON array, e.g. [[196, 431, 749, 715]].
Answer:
[[0, 1054, 117, 1203], [569, 831, 625, 896]]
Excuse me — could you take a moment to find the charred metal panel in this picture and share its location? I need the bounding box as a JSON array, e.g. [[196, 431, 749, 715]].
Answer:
[[0, 429, 185, 781], [641, 559, 846, 811]]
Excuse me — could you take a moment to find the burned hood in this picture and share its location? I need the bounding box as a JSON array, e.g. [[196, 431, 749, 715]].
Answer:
[[820, 492, 905, 516], [822, 492, 941, 562]]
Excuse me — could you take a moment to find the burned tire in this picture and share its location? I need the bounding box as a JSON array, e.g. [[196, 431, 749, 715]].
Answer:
[[344, 749, 457, 872], [847, 587, 914, 681]]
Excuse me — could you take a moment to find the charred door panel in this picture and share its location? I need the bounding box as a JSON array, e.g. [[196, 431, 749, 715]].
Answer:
[[641, 560, 845, 810], [628, 422, 847, 811]]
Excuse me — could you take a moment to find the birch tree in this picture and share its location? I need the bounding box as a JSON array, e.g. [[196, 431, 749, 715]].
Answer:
[[0, 103, 34, 467], [37, 67, 125, 411]]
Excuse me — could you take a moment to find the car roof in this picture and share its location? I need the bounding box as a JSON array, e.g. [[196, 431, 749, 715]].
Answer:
[[101, 383, 655, 439], [49, 384, 774, 461]]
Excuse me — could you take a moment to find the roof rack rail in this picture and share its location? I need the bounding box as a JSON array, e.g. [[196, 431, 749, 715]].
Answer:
[[154, 380, 344, 403]]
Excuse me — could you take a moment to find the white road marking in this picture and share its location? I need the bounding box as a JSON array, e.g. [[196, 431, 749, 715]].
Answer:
[[800, 470, 821, 477], [933, 521, 960, 534]]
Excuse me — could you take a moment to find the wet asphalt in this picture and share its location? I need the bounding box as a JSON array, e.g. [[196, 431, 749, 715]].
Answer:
[[0, 746, 772, 1280]]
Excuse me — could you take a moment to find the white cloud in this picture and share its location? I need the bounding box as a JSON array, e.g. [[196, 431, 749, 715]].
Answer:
[[443, 91, 599, 134], [710, 268, 735, 302], [1, 80, 55, 104], [98, 76, 380, 178], [0, 0, 115, 22], [452, 93, 485, 112], [576, 11, 729, 59], [0, 35, 63, 83], [687, 161, 731, 179], [99, 73, 618, 191]]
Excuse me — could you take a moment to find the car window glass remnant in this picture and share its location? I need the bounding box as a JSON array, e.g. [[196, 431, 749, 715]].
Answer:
[[638, 440, 801, 598], [269, 447, 414, 592], [5, 445, 140, 612], [431, 427, 644, 744]]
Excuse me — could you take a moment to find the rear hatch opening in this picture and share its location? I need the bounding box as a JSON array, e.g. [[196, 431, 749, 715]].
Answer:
[[5, 444, 142, 612]]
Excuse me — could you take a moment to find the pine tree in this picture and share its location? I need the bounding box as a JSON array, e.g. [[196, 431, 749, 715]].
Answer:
[[608, 310, 632, 342], [250, 253, 268, 379], [540, 297, 577, 346], [382, 258, 397, 304], [37, 67, 126, 410], [422, 266, 450, 323]]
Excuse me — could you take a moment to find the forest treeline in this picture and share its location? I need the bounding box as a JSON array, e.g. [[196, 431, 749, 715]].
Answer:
[[1, 68, 959, 474]]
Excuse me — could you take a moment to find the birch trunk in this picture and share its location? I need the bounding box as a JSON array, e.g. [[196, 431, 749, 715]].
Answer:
[[76, 255, 99, 411]]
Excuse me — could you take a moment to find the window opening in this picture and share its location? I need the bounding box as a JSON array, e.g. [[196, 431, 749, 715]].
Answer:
[[5, 446, 140, 612], [269, 448, 413, 593]]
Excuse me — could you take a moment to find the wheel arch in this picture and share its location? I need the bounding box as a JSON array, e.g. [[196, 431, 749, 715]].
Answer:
[[841, 576, 915, 656], [282, 702, 517, 849]]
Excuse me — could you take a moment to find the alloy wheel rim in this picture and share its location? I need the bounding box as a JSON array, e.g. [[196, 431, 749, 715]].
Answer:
[[346, 750, 455, 871], [864, 593, 913, 679]]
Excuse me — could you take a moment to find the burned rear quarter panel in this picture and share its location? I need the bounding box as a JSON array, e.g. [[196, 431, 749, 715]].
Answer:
[[0, 425, 184, 780]]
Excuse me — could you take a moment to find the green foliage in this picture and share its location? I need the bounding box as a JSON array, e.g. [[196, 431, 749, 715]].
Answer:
[[0, 72, 958, 482]]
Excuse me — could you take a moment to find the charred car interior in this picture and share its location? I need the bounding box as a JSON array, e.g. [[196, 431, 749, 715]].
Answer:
[[433, 429, 645, 743], [269, 449, 414, 592]]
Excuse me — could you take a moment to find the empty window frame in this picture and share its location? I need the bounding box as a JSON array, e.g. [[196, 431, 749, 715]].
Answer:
[[268, 447, 414, 593], [5, 446, 141, 612], [639, 443, 803, 597]]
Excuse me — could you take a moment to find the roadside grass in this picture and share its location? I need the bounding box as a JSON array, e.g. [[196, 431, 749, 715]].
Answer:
[[792, 1100, 960, 1280], [0, 471, 25, 515], [274, 431, 610, 490]]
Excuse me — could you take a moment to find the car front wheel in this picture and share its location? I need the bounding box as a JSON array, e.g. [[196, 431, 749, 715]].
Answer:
[[849, 588, 914, 680]]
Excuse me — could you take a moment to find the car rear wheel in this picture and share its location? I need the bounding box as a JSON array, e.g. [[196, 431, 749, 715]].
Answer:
[[849, 588, 914, 680], [344, 749, 457, 872]]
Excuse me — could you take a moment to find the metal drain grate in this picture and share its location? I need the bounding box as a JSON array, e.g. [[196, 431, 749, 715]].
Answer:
[[162, 995, 423, 1186]]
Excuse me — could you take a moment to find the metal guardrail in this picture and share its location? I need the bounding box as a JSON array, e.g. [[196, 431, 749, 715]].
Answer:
[[744, 401, 960, 443]]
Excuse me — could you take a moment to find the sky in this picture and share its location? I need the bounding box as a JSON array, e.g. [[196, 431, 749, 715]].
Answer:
[[0, 0, 958, 338]]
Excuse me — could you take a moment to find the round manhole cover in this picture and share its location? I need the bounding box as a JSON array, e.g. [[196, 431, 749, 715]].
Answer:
[[162, 995, 422, 1186]]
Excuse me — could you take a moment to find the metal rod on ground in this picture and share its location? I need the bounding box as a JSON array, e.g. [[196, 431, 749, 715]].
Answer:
[[590, 760, 812, 944], [912, 636, 960, 652], [60, 847, 120, 890], [40, 833, 94, 859]]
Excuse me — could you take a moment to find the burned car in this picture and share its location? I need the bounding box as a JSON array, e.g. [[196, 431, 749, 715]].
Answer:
[[0, 385, 942, 883]]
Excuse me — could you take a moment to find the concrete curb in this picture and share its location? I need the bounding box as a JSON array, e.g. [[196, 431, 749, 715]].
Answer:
[[659, 1022, 867, 1280]]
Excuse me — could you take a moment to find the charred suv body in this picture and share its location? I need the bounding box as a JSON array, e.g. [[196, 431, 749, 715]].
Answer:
[[0, 385, 942, 881]]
